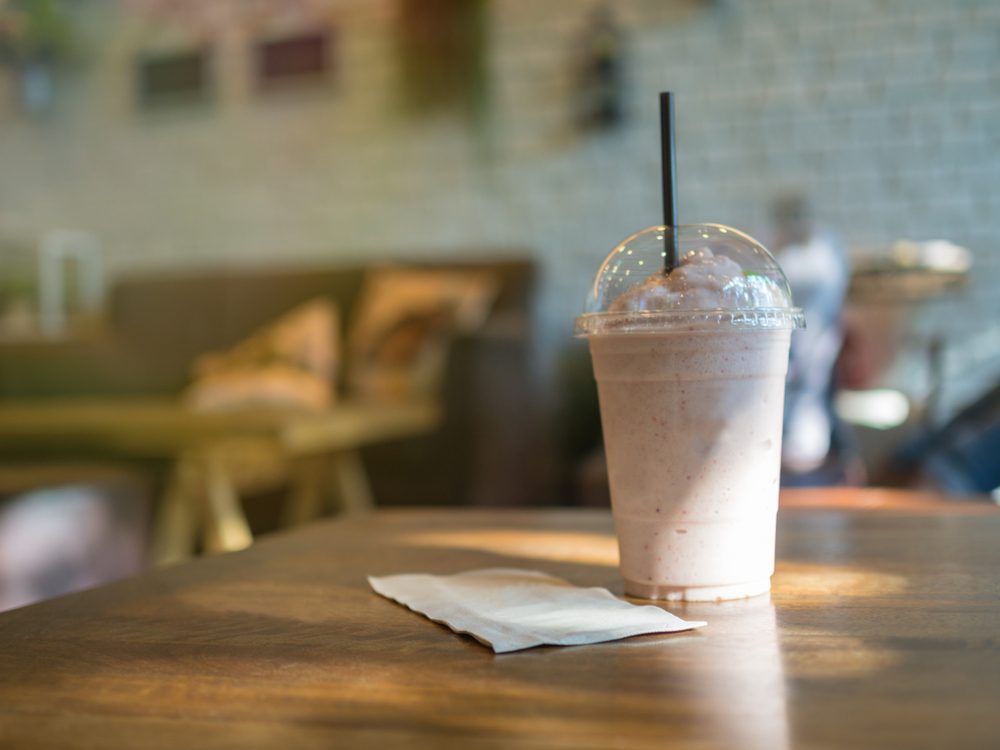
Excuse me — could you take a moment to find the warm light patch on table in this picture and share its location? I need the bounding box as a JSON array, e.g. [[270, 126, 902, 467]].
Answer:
[[774, 561, 908, 598], [398, 529, 619, 567], [782, 632, 901, 678]]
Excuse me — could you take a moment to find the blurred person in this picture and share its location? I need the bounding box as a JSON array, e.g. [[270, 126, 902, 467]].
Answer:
[[769, 193, 861, 485]]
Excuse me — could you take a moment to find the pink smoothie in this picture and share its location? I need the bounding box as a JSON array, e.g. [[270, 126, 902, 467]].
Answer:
[[590, 327, 790, 601]]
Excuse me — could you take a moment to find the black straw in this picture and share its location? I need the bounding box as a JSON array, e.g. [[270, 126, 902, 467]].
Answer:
[[659, 91, 678, 272]]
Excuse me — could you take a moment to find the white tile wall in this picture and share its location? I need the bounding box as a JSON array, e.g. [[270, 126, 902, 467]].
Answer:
[[0, 0, 996, 416]]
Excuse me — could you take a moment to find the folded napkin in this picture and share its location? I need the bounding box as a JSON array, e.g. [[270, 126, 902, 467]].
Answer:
[[369, 568, 706, 653]]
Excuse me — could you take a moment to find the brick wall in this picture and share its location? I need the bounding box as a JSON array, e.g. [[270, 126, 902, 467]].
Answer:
[[0, 0, 997, 416]]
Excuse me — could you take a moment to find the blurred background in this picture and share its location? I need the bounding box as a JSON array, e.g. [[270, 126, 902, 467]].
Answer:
[[1, 0, 998, 609]]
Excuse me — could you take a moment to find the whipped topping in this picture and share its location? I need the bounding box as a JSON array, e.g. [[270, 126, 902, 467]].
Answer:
[[608, 248, 788, 313]]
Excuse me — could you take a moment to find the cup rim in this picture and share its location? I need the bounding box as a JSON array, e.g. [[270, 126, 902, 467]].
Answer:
[[574, 307, 806, 336]]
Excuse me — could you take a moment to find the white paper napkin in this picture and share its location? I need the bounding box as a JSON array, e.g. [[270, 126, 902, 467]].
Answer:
[[368, 568, 706, 653]]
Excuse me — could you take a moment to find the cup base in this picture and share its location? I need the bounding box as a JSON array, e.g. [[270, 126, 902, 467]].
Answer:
[[624, 577, 771, 603]]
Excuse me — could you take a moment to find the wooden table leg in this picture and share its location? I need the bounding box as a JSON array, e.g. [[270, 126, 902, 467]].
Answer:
[[282, 455, 328, 527], [331, 449, 374, 514], [150, 451, 201, 567], [199, 447, 254, 555]]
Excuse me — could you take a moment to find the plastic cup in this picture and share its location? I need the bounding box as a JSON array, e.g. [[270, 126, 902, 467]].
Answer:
[[575, 224, 804, 602]]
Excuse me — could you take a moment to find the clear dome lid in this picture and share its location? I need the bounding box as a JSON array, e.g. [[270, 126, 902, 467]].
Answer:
[[575, 223, 805, 336]]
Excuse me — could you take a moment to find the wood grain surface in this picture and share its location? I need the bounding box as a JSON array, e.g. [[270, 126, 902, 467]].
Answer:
[[0, 489, 998, 749]]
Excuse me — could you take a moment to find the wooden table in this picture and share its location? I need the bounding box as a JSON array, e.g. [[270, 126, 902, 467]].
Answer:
[[0, 398, 440, 564], [0, 488, 997, 749]]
